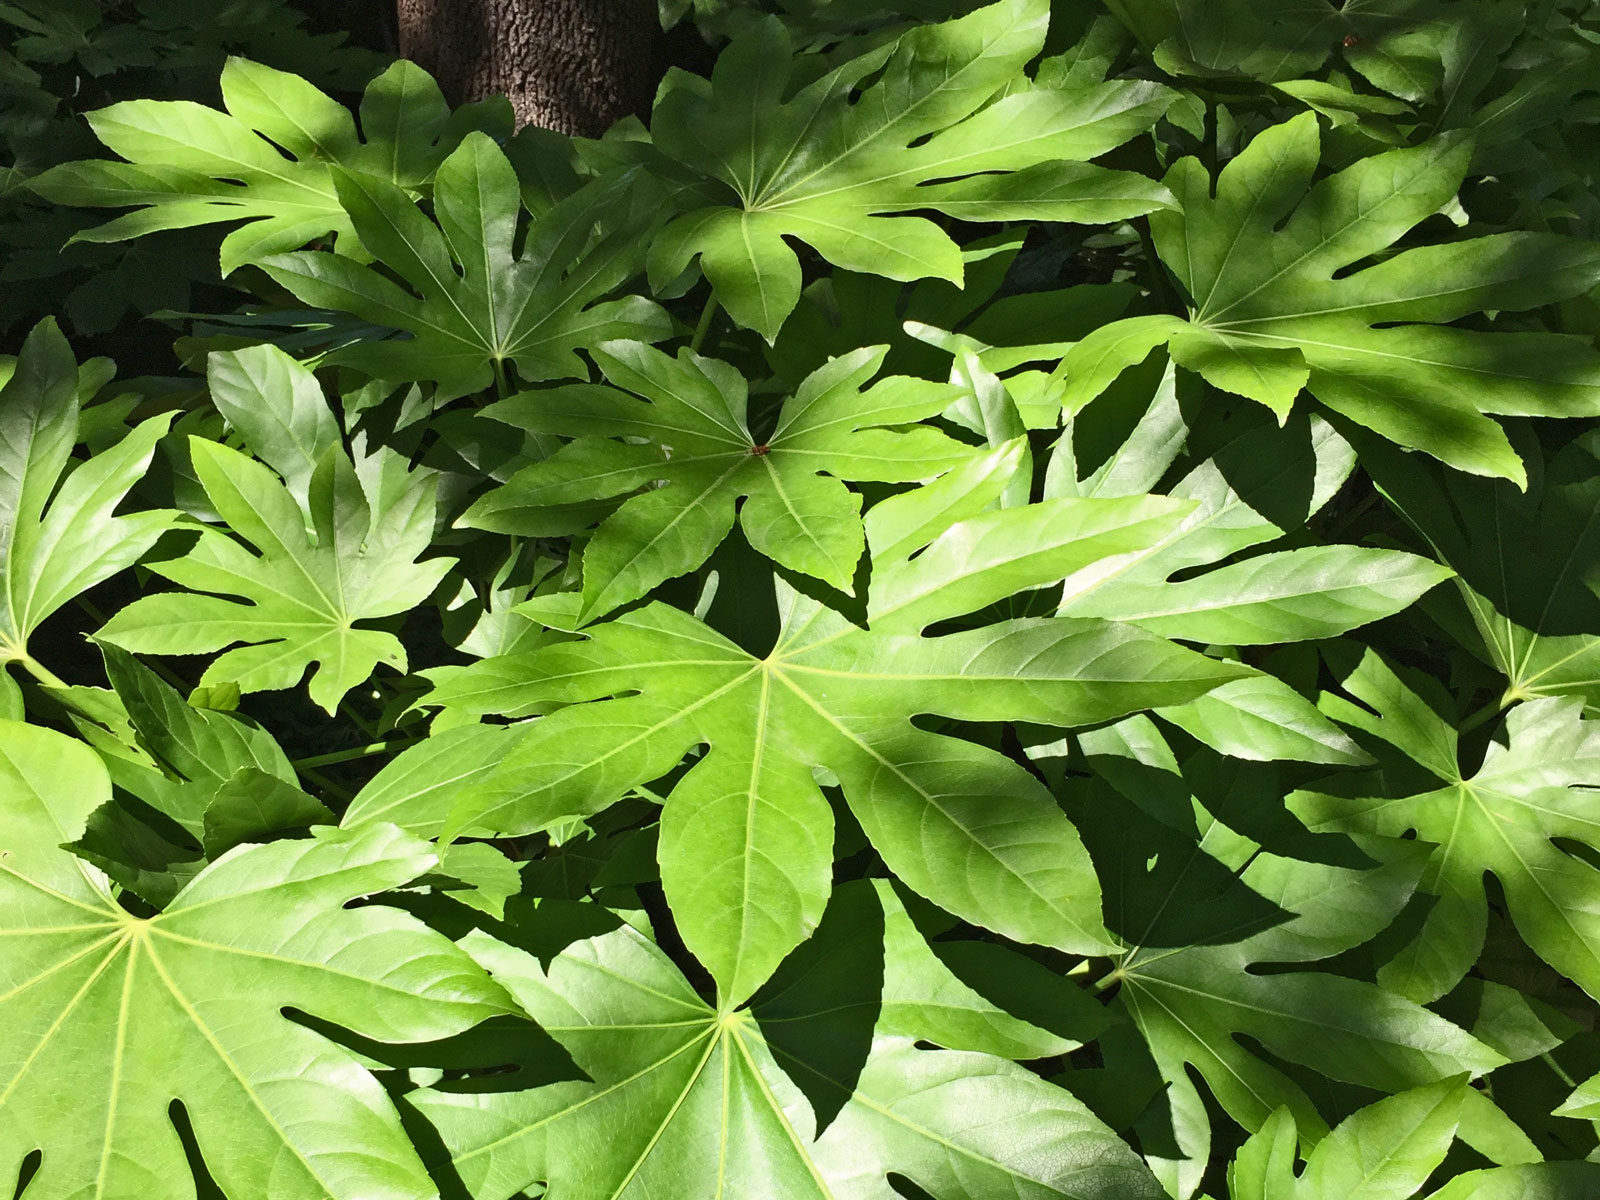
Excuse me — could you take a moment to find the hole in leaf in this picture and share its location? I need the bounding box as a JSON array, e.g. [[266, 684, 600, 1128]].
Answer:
[[1554, 837, 1600, 872], [11, 1150, 40, 1199], [168, 1100, 226, 1199], [889, 1174, 937, 1200]]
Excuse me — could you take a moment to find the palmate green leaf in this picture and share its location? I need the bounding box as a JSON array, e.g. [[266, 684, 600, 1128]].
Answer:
[[97, 438, 455, 714], [1076, 724, 1502, 1157], [461, 341, 972, 620], [421, 515, 1244, 1006], [0, 720, 512, 1200], [1291, 650, 1600, 1005], [408, 882, 1164, 1200], [1059, 113, 1600, 481], [28, 57, 505, 273], [1226, 1078, 1600, 1200], [0, 318, 176, 679], [0, 0, 162, 72], [648, 0, 1175, 338], [259, 132, 671, 400]]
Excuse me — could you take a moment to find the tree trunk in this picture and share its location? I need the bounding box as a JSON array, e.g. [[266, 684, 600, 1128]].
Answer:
[[395, 0, 658, 137]]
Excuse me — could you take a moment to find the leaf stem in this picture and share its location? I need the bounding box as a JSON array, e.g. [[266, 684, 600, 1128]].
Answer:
[[1457, 697, 1507, 736], [689, 292, 719, 354], [292, 737, 424, 770], [1093, 969, 1124, 995], [1201, 95, 1219, 177], [16, 654, 67, 691], [1541, 1051, 1577, 1088], [296, 763, 354, 803], [1136, 218, 1177, 314]]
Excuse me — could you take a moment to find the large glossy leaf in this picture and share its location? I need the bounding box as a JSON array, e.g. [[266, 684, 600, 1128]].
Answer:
[[0, 318, 175, 680], [1125, 0, 1512, 92], [0, 720, 511, 1200], [422, 547, 1244, 1006], [30, 58, 502, 273], [407, 883, 1164, 1200], [97, 438, 454, 713], [648, 0, 1175, 337], [1292, 649, 1600, 1004], [461, 341, 972, 619], [1059, 113, 1600, 481], [258, 132, 671, 399], [1077, 726, 1502, 1153]]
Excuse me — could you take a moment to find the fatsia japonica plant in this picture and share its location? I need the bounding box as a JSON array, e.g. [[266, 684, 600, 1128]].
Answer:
[[4, 0, 1600, 1197]]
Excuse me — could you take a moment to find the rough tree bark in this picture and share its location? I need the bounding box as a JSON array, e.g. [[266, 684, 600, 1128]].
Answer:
[[395, 0, 658, 137]]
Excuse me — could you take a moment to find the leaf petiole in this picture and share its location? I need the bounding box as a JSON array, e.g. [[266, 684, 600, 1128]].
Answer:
[[292, 737, 425, 769]]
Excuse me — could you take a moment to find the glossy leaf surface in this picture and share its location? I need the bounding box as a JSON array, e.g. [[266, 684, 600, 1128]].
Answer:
[[0, 721, 509, 1200]]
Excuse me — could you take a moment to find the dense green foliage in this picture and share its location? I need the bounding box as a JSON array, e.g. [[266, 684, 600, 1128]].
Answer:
[[3, 1, 1600, 1197]]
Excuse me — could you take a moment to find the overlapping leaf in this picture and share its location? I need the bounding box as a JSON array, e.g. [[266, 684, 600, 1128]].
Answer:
[[1358, 427, 1600, 713], [422, 455, 1246, 1005], [462, 341, 973, 620], [1076, 727, 1502, 1163], [1059, 113, 1600, 481], [1292, 649, 1600, 1004], [1127, 0, 1516, 96], [1050, 393, 1431, 764], [648, 0, 1175, 337], [0, 318, 175, 681], [30, 57, 501, 273], [65, 645, 329, 907], [408, 883, 1163, 1200], [0, 720, 511, 1200], [98, 422, 455, 713], [258, 132, 670, 398], [1226, 1078, 1600, 1200]]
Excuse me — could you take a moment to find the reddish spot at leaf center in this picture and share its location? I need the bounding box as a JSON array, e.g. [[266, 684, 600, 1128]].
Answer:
[[1342, 33, 1361, 46], [749, 444, 771, 456]]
